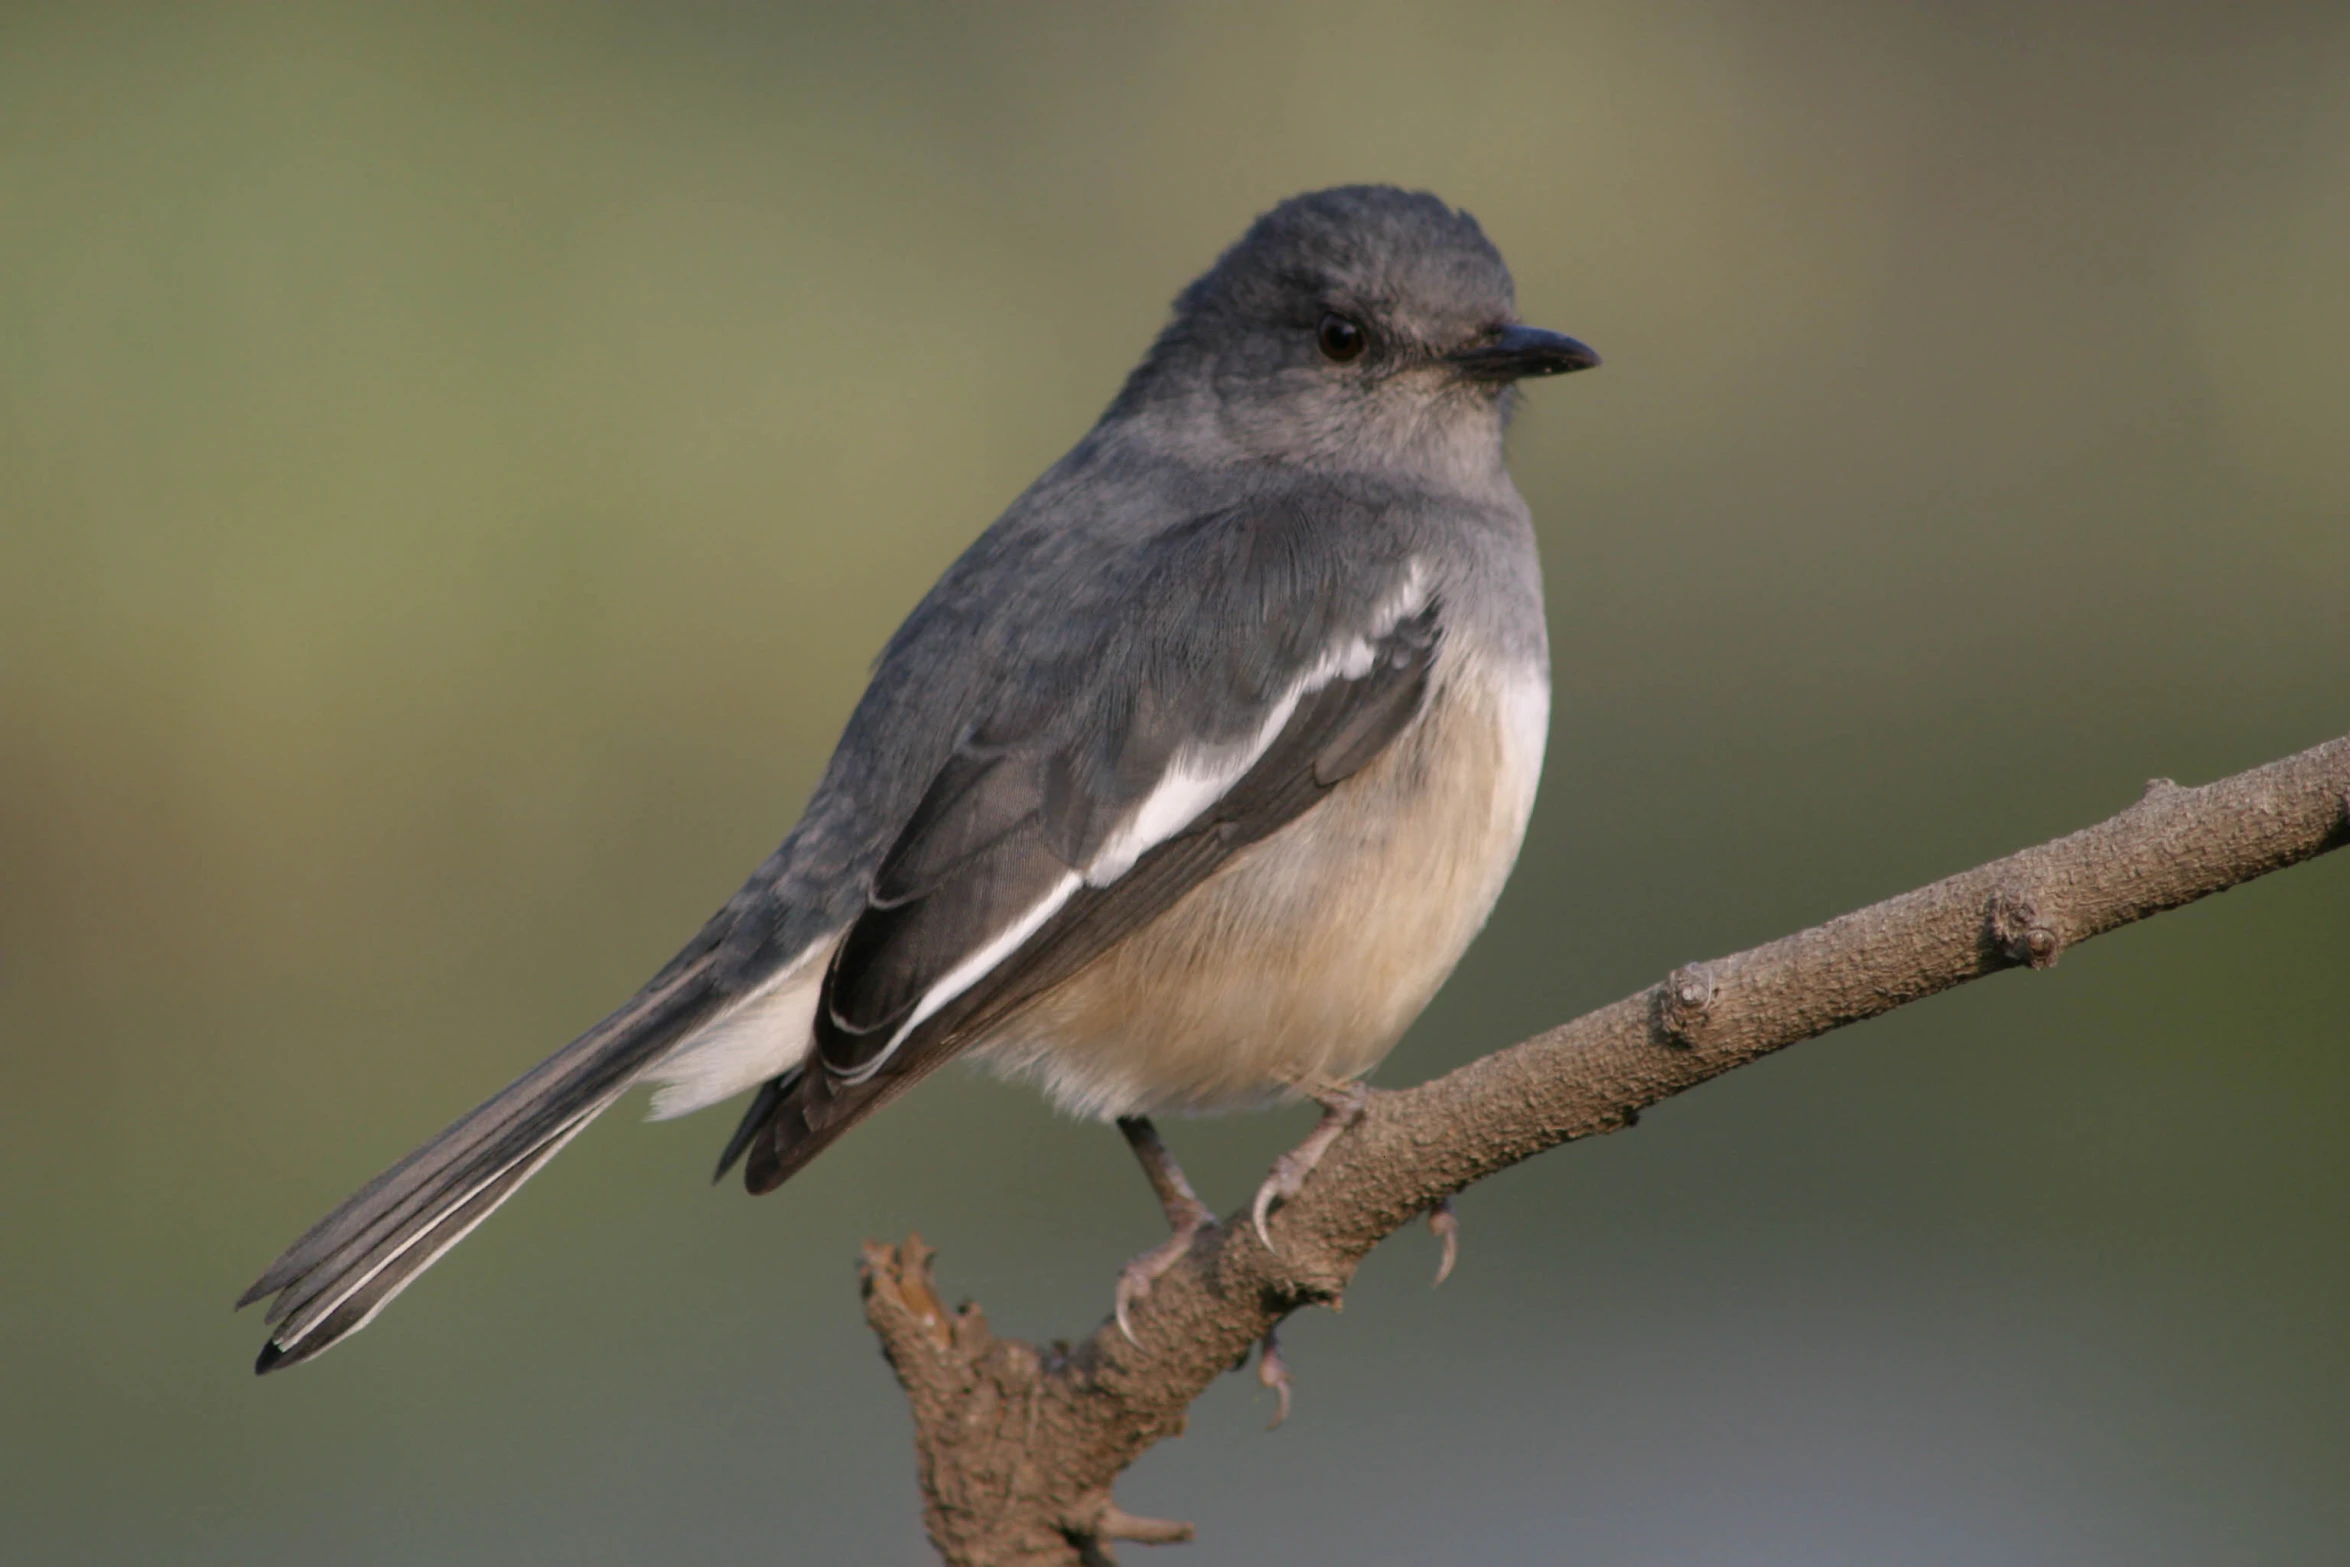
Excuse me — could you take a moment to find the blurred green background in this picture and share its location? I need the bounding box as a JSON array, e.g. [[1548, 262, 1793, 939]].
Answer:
[[3, 3, 2345, 1562]]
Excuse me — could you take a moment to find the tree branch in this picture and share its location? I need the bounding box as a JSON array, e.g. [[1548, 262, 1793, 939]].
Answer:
[[859, 734, 2350, 1565]]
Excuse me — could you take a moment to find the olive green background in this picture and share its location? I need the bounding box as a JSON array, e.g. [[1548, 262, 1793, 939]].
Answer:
[[3, 4, 2345, 1562]]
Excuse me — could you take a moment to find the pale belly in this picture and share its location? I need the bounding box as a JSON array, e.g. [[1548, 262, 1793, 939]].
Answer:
[[969, 653, 1549, 1121]]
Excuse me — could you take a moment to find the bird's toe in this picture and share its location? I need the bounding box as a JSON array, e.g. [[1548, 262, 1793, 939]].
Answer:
[[1257, 1328, 1294, 1429]]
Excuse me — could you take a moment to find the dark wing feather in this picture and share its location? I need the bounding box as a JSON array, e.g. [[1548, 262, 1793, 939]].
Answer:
[[729, 596, 1441, 1193], [950, 610, 1441, 1041]]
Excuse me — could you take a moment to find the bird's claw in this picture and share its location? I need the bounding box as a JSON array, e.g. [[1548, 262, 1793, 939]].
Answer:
[[1114, 1213, 1213, 1345], [1114, 1262, 1149, 1346], [1249, 1081, 1371, 1252], [1257, 1327, 1293, 1429], [1251, 1155, 1299, 1252], [1113, 1115, 1218, 1345], [1427, 1197, 1459, 1288]]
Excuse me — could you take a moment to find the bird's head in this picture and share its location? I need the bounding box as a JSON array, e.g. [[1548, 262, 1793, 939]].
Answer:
[[1114, 185, 1598, 482]]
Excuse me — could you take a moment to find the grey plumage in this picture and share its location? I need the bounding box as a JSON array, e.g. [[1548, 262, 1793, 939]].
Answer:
[[240, 185, 1595, 1372]]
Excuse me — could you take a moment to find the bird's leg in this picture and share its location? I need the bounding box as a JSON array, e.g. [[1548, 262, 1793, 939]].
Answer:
[[1251, 1079, 1372, 1250], [1113, 1115, 1218, 1344]]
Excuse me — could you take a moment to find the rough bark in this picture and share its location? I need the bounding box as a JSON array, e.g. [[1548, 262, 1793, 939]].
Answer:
[[859, 734, 2350, 1565]]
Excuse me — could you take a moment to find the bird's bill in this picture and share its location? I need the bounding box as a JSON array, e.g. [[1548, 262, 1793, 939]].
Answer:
[[1448, 325, 1601, 381]]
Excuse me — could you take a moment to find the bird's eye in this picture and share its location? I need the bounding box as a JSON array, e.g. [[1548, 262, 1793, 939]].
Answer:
[[1316, 312, 1366, 363]]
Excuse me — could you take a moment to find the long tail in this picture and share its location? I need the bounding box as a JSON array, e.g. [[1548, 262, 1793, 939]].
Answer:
[[237, 958, 718, 1373]]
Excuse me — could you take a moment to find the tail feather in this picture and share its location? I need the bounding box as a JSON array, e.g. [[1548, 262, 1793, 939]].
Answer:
[[253, 1110, 596, 1373], [263, 1096, 610, 1351], [711, 1070, 794, 1184], [240, 959, 719, 1371]]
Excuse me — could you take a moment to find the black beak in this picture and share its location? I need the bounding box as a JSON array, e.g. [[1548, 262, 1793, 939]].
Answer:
[[1449, 325, 1601, 382]]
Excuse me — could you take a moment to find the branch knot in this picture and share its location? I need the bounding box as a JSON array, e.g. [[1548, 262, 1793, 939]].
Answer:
[[1657, 963, 1718, 1046], [1986, 889, 2064, 969]]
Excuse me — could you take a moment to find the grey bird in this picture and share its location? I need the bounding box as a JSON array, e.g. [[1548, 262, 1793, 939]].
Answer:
[[238, 184, 1598, 1375]]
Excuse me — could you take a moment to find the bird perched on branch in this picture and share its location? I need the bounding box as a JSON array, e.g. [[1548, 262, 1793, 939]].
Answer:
[[239, 184, 1598, 1376]]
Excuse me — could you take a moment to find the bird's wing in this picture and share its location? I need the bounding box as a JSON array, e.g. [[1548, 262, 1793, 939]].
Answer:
[[732, 505, 1442, 1191]]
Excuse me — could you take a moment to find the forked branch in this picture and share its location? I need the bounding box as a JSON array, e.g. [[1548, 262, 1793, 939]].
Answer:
[[861, 734, 2350, 1565]]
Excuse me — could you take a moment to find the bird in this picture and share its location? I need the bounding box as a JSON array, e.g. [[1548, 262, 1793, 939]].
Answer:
[[237, 184, 1598, 1377]]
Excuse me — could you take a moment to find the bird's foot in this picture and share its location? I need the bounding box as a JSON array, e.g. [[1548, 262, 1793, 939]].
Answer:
[[1427, 1196, 1460, 1287], [1113, 1202, 1216, 1345], [1251, 1081, 1372, 1251], [1114, 1116, 1219, 1345], [1257, 1326, 1293, 1429]]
